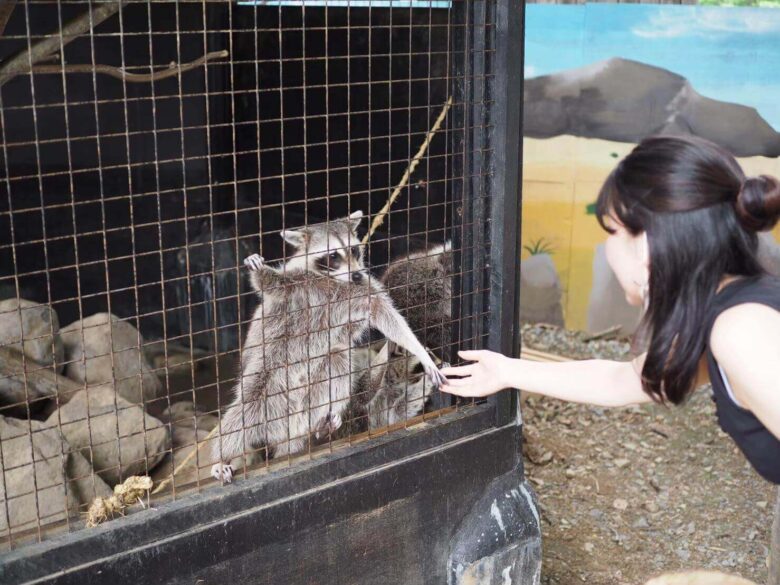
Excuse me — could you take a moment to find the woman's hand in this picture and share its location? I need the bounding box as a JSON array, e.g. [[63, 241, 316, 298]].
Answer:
[[439, 350, 515, 398]]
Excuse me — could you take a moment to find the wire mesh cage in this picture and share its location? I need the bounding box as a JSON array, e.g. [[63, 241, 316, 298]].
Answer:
[[0, 0, 520, 554]]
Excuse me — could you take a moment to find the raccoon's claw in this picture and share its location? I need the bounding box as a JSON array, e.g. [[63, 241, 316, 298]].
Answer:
[[330, 411, 343, 431], [315, 411, 343, 440], [424, 364, 447, 388], [244, 254, 265, 271], [211, 462, 234, 483]]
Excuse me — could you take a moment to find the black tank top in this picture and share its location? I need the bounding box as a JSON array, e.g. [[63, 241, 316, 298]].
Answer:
[[704, 274, 780, 484]]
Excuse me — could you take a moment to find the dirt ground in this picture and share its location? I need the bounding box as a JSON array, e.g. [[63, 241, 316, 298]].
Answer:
[[520, 325, 777, 585]]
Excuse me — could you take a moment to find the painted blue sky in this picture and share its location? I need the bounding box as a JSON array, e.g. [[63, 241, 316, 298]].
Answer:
[[525, 4, 780, 130]]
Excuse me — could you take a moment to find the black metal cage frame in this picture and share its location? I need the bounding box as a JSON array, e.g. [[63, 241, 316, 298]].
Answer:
[[0, 0, 528, 582]]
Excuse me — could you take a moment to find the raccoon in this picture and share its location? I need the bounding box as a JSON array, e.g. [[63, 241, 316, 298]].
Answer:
[[328, 341, 446, 438], [210, 211, 446, 482], [381, 241, 452, 361], [365, 341, 445, 429]]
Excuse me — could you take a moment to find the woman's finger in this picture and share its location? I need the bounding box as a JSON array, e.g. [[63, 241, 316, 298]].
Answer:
[[440, 376, 472, 387], [440, 365, 473, 377], [440, 382, 476, 396], [457, 349, 484, 361]]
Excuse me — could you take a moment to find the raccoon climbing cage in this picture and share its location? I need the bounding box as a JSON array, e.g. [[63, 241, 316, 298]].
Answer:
[[0, 1, 538, 583]]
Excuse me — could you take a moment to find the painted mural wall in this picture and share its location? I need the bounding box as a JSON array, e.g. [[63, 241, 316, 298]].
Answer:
[[521, 4, 780, 334]]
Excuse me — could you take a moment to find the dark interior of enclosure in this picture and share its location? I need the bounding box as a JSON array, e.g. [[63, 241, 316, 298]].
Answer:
[[0, 3, 458, 352], [0, 1, 504, 553]]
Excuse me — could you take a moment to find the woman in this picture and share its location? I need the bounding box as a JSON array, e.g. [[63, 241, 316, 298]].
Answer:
[[440, 135, 780, 581]]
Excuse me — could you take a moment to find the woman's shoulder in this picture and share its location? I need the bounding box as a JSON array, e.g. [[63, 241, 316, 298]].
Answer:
[[709, 294, 780, 367], [707, 273, 780, 366], [713, 274, 780, 307], [707, 274, 780, 333]]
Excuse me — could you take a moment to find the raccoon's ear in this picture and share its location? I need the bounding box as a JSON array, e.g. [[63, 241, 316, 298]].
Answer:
[[280, 228, 307, 248], [347, 210, 364, 232]]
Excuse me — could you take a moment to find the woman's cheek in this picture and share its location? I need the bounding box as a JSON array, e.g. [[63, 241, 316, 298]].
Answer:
[[605, 236, 642, 306]]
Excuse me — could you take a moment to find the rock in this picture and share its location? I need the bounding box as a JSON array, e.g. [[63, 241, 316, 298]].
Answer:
[[48, 383, 170, 485], [0, 298, 64, 370], [0, 415, 111, 534], [613, 498, 629, 511], [0, 347, 77, 417], [524, 58, 780, 158], [60, 313, 161, 404], [151, 401, 221, 488], [0, 300, 65, 413], [520, 254, 564, 326], [675, 548, 691, 562], [643, 500, 659, 513]]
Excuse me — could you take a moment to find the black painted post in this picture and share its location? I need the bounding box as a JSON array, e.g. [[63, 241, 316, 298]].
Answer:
[[488, 0, 524, 428]]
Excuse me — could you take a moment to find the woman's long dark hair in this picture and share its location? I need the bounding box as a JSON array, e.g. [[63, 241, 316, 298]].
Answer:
[[595, 135, 780, 404]]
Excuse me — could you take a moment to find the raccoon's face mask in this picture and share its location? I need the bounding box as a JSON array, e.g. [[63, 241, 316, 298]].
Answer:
[[314, 244, 366, 284], [281, 211, 367, 284]]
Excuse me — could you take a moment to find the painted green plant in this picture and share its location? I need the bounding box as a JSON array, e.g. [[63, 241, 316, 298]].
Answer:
[[523, 237, 555, 256]]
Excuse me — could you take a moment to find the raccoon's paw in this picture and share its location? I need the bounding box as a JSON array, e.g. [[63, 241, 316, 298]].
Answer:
[[244, 254, 265, 271], [211, 463, 234, 483], [314, 411, 343, 440], [424, 362, 447, 389], [330, 412, 343, 432]]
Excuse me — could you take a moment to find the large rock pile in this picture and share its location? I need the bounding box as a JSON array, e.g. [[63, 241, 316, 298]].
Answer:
[[0, 301, 181, 534], [60, 313, 162, 404], [0, 416, 112, 534]]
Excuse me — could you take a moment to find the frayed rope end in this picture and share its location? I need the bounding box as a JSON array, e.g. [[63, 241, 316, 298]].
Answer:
[[85, 475, 153, 528]]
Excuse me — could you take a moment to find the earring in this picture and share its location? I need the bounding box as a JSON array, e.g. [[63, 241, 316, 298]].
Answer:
[[633, 278, 650, 311]]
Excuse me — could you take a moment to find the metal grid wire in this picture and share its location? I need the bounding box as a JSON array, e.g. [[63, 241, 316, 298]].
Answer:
[[0, 0, 495, 549]]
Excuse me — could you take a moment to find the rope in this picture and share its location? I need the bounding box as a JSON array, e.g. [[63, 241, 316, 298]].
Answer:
[[85, 475, 153, 527], [363, 96, 453, 244], [151, 425, 219, 495]]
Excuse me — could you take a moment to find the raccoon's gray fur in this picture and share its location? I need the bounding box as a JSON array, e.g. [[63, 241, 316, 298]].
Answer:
[[381, 242, 452, 361], [325, 342, 431, 437], [365, 342, 442, 429], [210, 211, 445, 482]]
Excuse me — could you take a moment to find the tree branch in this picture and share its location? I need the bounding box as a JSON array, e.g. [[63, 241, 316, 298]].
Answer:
[[29, 49, 230, 83], [0, 0, 124, 87], [0, 0, 17, 37]]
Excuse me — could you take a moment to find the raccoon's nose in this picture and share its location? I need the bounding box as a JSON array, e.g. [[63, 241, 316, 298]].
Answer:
[[351, 272, 363, 284]]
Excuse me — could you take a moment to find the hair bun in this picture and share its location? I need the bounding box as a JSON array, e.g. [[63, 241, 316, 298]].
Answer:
[[735, 174, 780, 232]]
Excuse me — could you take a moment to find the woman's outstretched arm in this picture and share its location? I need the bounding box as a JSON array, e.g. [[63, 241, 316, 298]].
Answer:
[[440, 350, 653, 408]]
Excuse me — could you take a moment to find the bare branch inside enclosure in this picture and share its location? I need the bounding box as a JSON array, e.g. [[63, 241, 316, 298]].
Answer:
[[0, 1, 125, 86], [0, 1, 18, 38], [29, 49, 230, 83]]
